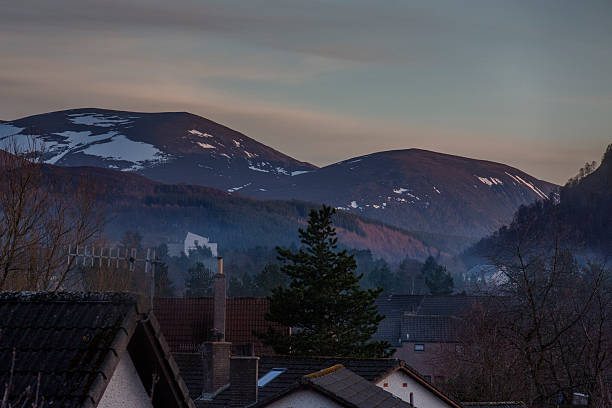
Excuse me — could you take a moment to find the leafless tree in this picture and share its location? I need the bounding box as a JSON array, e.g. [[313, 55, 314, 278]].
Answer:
[[441, 239, 611, 407], [0, 139, 105, 291]]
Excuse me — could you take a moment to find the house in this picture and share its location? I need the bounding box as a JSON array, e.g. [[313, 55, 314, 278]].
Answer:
[[252, 364, 412, 408], [181, 355, 464, 407], [157, 260, 463, 408], [373, 294, 481, 383], [0, 292, 194, 408], [167, 232, 218, 258]]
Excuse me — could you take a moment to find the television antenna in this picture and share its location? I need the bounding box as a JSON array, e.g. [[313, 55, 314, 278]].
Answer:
[[67, 245, 159, 312]]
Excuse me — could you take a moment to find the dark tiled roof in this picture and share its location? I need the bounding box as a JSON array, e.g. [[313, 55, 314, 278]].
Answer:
[[462, 402, 528, 408], [0, 292, 138, 407], [174, 353, 204, 400], [257, 356, 401, 403], [401, 314, 460, 343], [416, 295, 479, 316], [191, 356, 401, 408], [303, 365, 413, 408], [374, 295, 481, 345], [0, 292, 194, 408], [374, 295, 424, 346], [154, 297, 289, 355]]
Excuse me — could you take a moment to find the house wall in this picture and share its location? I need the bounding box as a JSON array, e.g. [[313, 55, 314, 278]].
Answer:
[[184, 232, 218, 257], [376, 371, 453, 408], [394, 342, 455, 383], [263, 389, 344, 408], [98, 353, 152, 408]]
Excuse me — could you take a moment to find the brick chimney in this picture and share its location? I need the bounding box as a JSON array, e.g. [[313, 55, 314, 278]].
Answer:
[[213, 257, 226, 341], [230, 356, 259, 407], [201, 341, 231, 396]]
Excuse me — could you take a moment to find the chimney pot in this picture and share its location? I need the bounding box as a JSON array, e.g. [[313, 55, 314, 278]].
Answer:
[[213, 258, 226, 341]]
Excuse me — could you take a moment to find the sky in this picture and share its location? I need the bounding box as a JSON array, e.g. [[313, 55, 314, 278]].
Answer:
[[1, 0, 611, 184]]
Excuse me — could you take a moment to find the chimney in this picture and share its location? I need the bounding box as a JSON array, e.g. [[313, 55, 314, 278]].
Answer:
[[201, 341, 231, 396], [230, 356, 259, 407], [213, 257, 226, 341]]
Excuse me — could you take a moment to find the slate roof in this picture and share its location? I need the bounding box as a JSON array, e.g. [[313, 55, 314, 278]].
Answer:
[[374, 295, 480, 346], [299, 364, 413, 408], [0, 292, 194, 408], [191, 355, 463, 408], [462, 402, 528, 408], [401, 314, 461, 343], [191, 356, 401, 408], [154, 297, 289, 355]]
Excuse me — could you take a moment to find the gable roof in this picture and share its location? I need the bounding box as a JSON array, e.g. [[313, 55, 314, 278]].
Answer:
[[255, 364, 413, 408], [0, 292, 194, 408], [190, 356, 462, 408], [154, 297, 289, 355], [400, 314, 461, 343], [374, 294, 481, 346]]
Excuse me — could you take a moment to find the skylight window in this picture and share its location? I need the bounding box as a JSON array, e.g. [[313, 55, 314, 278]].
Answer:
[[258, 368, 287, 387]]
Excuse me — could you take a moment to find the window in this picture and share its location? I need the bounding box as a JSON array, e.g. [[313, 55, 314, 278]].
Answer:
[[258, 368, 286, 387], [383, 382, 389, 387], [424, 375, 432, 382], [402, 382, 408, 388], [414, 344, 424, 351]]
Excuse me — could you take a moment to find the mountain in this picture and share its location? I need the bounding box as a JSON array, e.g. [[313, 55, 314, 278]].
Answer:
[[36, 162, 460, 263], [1, 109, 556, 237], [243, 149, 557, 237], [465, 143, 612, 264], [0, 108, 315, 190]]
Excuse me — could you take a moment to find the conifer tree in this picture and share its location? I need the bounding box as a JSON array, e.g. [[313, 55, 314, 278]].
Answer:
[[421, 256, 454, 295], [258, 205, 391, 357]]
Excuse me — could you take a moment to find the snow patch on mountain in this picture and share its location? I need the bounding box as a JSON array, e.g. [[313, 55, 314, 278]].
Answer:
[[350, 201, 358, 209], [0, 124, 24, 138], [196, 142, 216, 149], [433, 186, 441, 194], [512, 174, 548, 199], [227, 182, 251, 193], [248, 165, 269, 173], [393, 188, 408, 194], [291, 170, 311, 176], [82, 134, 168, 167], [188, 129, 213, 138], [44, 131, 113, 164], [68, 113, 132, 127]]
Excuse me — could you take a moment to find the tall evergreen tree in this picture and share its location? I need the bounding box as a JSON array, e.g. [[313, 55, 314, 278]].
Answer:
[[421, 256, 454, 295], [258, 205, 392, 357]]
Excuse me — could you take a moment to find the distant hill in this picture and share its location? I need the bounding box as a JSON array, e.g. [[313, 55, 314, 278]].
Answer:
[[39, 163, 461, 263], [464, 143, 612, 265], [245, 149, 557, 237], [2, 109, 556, 237], [0, 108, 315, 189]]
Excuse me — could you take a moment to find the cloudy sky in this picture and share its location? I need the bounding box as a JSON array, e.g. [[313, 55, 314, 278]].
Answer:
[[1, 0, 611, 184]]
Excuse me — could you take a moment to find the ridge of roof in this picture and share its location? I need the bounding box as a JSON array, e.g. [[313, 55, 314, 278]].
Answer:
[[302, 364, 345, 380]]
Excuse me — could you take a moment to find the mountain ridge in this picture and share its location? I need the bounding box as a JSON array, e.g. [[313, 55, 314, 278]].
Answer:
[[1, 108, 557, 237]]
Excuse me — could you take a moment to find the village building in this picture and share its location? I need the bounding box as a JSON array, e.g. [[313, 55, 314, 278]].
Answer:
[[374, 294, 480, 384], [167, 232, 218, 258], [152, 259, 463, 408], [0, 292, 194, 408]]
